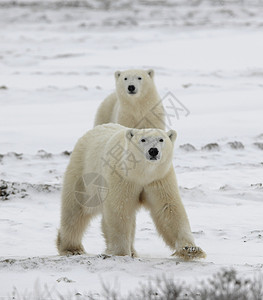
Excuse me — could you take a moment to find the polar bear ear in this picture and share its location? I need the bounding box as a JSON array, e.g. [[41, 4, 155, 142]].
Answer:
[[147, 69, 154, 78], [115, 71, 121, 80], [167, 130, 177, 143], [126, 130, 134, 140]]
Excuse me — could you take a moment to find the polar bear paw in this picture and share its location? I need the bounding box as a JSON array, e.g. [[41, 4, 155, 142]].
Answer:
[[58, 244, 86, 256], [172, 246, 206, 261], [62, 248, 86, 256], [65, 249, 85, 256]]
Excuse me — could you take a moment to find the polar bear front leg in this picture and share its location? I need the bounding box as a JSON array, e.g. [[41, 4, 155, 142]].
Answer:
[[102, 214, 135, 257], [101, 185, 140, 257], [143, 168, 206, 260]]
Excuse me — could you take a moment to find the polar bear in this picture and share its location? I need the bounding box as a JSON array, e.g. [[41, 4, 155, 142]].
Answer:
[[57, 124, 206, 261], [94, 69, 165, 130]]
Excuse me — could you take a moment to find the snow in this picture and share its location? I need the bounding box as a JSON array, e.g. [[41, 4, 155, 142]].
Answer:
[[0, 0, 263, 297]]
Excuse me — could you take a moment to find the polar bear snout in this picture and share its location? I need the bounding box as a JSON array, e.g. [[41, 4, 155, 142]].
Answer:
[[127, 85, 136, 94], [147, 147, 160, 161], [148, 147, 158, 158]]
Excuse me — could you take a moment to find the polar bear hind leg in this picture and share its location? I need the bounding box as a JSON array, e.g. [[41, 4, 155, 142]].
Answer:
[[130, 216, 138, 257], [56, 183, 98, 256], [57, 204, 92, 256]]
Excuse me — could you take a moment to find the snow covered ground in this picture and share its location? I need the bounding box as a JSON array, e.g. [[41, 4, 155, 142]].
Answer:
[[0, 0, 263, 298]]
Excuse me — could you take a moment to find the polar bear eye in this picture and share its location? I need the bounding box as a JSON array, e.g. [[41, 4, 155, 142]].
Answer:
[[159, 139, 164, 142], [141, 138, 146, 143], [138, 77, 142, 80], [124, 77, 127, 80]]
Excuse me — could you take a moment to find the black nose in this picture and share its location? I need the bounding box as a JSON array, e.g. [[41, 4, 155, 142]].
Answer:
[[128, 85, 135, 92], [148, 148, 159, 157]]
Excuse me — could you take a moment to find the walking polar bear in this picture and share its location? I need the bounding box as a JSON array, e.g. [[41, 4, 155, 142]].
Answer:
[[94, 69, 165, 130], [57, 124, 206, 260]]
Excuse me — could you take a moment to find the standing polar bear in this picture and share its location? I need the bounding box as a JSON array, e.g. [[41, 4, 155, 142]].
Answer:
[[57, 124, 206, 260], [94, 69, 165, 130]]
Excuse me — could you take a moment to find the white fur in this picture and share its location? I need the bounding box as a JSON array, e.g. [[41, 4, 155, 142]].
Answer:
[[94, 69, 165, 129], [57, 124, 205, 260]]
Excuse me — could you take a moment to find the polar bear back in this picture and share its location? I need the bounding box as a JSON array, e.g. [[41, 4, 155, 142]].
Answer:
[[70, 124, 125, 176]]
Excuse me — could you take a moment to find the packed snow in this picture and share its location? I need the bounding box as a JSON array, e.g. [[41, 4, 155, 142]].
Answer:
[[0, 0, 263, 298]]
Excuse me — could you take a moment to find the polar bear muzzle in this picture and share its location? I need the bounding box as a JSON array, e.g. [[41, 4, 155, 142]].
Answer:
[[127, 85, 136, 94], [147, 147, 160, 161]]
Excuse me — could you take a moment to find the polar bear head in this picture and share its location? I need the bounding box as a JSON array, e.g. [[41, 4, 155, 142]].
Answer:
[[114, 69, 156, 102], [122, 128, 177, 184]]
